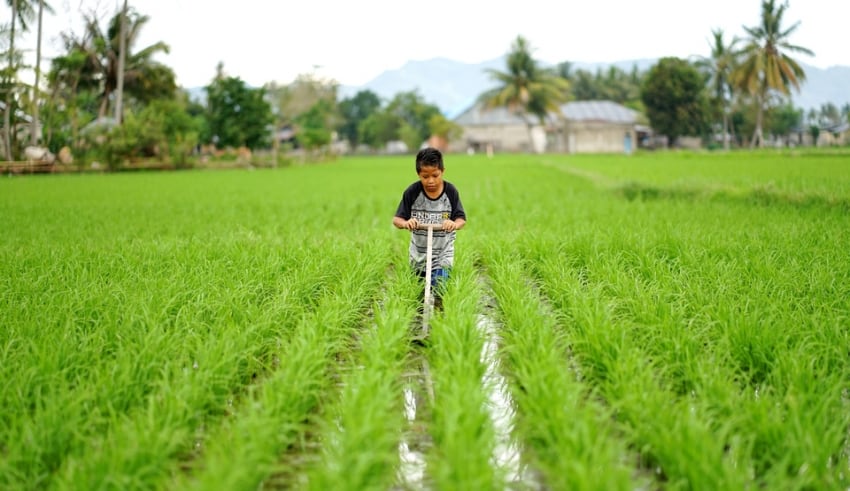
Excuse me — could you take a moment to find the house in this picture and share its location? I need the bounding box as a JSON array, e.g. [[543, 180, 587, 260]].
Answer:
[[818, 121, 849, 146], [451, 100, 645, 154]]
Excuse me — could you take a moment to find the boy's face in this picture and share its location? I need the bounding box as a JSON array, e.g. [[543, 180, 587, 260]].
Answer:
[[418, 165, 444, 194]]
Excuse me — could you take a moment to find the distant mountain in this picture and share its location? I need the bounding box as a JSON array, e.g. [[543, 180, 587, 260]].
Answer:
[[793, 63, 850, 112], [339, 57, 850, 118], [338, 57, 506, 118]]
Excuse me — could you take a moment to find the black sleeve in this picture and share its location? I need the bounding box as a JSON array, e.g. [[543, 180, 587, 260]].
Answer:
[[445, 182, 466, 221], [394, 182, 421, 219]]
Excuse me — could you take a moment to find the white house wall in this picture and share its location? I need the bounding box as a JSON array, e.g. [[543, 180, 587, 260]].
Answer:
[[454, 124, 537, 153], [458, 122, 636, 154], [563, 121, 635, 154]]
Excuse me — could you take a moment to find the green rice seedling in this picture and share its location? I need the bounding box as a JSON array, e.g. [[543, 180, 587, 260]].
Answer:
[[303, 257, 418, 490], [481, 242, 636, 491], [549, 151, 850, 212], [423, 253, 501, 490], [533, 248, 752, 489], [732, 351, 850, 488], [2, 150, 849, 489], [175, 243, 388, 490], [41, 242, 352, 490], [514, 161, 850, 489]]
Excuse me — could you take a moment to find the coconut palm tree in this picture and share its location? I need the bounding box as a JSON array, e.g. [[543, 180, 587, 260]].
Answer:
[[733, 0, 813, 148], [696, 29, 738, 150], [479, 35, 569, 152], [70, 6, 174, 119]]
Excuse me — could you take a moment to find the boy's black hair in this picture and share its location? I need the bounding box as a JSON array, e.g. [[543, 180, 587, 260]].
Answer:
[[415, 147, 444, 173]]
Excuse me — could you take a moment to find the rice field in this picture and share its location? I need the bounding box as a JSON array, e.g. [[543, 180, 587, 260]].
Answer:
[[2, 150, 849, 490]]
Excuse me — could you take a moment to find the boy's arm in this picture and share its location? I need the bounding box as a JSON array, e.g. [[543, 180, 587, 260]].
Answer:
[[393, 215, 419, 230], [394, 183, 421, 230]]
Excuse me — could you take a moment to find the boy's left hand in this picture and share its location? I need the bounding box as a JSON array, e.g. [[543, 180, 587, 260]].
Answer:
[[441, 219, 458, 232]]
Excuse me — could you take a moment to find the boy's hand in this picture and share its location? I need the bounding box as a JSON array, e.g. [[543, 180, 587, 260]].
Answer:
[[441, 219, 458, 232], [404, 218, 419, 230]]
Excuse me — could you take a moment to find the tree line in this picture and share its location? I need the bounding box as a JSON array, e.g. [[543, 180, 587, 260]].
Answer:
[[2, 0, 847, 168]]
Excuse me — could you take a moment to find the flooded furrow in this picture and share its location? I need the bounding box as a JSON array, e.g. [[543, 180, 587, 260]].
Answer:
[[395, 302, 540, 489], [396, 352, 434, 490], [477, 312, 542, 489]]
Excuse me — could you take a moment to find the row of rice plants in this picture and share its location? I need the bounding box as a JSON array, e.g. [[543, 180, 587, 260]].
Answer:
[[422, 253, 501, 489], [173, 242, 389, 489], [480, 242, 637, 490], [0, 237, 358, 489], [524, 238, 754, 488], [459, 152, 848, 488], [2, 167, 402, 488], [511, 176, 849, 486], [301, 258, 418, 490]]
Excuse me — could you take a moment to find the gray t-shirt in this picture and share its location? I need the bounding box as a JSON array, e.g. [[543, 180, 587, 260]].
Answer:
[[395, 181, 466, 272]]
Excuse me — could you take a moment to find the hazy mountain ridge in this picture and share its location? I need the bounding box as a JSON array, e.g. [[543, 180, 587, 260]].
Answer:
[[339, 57, 850, 118]]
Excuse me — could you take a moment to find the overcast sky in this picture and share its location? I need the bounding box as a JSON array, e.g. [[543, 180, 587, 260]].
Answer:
[[4, 0, 847, 88]]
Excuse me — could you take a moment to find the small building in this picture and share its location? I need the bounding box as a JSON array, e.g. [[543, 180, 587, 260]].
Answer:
[[818, 122, 849, 146], [451, 100, 644, 154]]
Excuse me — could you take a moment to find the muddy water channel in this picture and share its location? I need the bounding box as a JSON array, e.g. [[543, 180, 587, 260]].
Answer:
[[397, 353, 433, 489], [396, 311, 541, 489]]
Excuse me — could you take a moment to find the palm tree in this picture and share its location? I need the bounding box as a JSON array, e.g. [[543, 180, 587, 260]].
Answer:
[[4, 0, 35, 160], [70, 6, 173, 118], [479, 36, 569, 152], [696, 29, 738, 150], [733, 0, 813, 148]]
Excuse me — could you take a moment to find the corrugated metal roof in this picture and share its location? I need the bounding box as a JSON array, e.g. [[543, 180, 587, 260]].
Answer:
[[453, 104, 532, 126], [559, 100, 639, 123], [454, 99, 639, 126]]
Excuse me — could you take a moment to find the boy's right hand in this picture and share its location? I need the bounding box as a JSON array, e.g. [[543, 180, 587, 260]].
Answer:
[[403, 218, 419, 230]]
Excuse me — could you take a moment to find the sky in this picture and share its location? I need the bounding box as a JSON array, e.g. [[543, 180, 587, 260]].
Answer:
[[3, 0, 848, 89]]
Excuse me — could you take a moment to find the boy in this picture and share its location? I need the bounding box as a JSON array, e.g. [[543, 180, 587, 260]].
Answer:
[[393, 147, 466, 309]]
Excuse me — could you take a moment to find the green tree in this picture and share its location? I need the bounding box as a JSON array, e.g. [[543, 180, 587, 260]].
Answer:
[[337, 89, 381, 148], [267, 71, 338, 129], [427, 113, 462, 144], [204, 74, 272, 150], [641, 57, 709, 148], [384, 90, 441, 150], [44, 47, 90, 149], [479, 35, 569, 152], [295, 98, 335, 153], [570, 70, 599, 100], [696, 29, 739, 149], [733, 0, 813, 147], [358, 110, 397, 150], [767, 103, 801, 145], [143, 97, 200, 167], [817, 102, 841, 128]]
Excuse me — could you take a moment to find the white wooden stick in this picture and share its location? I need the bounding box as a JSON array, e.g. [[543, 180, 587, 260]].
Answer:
[[422, 225, 434, 335]]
